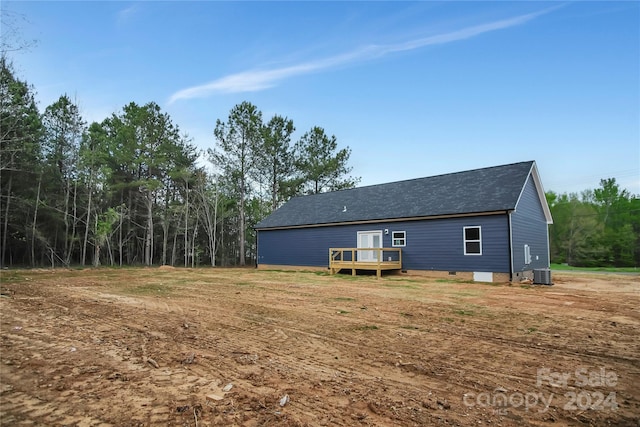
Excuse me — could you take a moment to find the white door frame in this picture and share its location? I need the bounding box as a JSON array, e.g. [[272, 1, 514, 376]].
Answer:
[[357, 230, 383, 262]]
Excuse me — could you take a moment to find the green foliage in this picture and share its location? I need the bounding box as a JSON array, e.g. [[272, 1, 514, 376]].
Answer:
[[208, 102, 360, 265], [39, 95, 87, 265], [1, 56, 44, 266], [258, 114, 295, 209], [95, 208, 119, 244], [211, 101, 263, 183], [103, 102, 197, 187], [550, 263, 638, 273], [294, 126, 359, 194], [547, 178, 639, 267], [42, 94, 84, 178], [98, 102, 198, 266], [210, 101, 263, 266], [0, 57, 42, 161], [548, 192, 604, 265]]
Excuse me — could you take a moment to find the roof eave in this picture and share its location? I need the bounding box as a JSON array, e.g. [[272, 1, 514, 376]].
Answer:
[[255, 210, 511, 231]]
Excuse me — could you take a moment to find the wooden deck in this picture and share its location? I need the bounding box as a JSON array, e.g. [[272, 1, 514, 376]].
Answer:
[[329, 248, 402, 278]]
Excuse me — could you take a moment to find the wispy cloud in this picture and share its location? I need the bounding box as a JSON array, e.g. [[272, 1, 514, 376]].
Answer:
[[117, 4, 139, 27], [168, 6, 558, 104]]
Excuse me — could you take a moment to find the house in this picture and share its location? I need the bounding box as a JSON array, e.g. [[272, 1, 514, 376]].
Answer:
[[254, 161, 553, 282]]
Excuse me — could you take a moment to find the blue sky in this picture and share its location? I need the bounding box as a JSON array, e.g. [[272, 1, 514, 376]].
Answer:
[[6, 1, 640, 195]]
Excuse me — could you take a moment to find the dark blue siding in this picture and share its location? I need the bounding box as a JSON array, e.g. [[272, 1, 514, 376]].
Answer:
[[258, 226, 356, 267], [511, 175, 550, 272], [258, 214, 510, 272]]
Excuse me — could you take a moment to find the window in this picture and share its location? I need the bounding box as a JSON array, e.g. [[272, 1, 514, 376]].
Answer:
[[463, 226, 482, 255], [524, 244, 531, 264], [392, 231, 406, 247]]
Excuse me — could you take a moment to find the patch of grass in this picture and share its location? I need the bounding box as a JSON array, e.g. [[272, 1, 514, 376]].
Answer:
[[337, 310, 350, 314], [435, 278, 476, 284], [331, 274, 362, 281], [454, 309, 474, 316], [442, 317, 454, 323], [381, 282, 419, 289], [263, 269, 331, 277], [480, 281, 502, 286], [0, 269, 24, 281], [235, 282, 254, 287], [388, 277, 423, 284], [264, 269, 298, 274], [551, 263, 639, 273], [453, 291, 482, 297], [400, 325, 419, 330], [525, 327, 537, 334], [0, 271, 26, 283], [355, 325, 379, 331], [126, 283, 173, 296], [101, 265, 140, 271]]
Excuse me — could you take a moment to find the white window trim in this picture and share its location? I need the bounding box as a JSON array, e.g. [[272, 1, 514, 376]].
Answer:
[[391, 231, 406, 247], [524, 244, 532, 265], [463, 226, 482, 256]]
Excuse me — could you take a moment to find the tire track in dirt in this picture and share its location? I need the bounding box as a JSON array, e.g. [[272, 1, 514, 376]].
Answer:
[[117, 294, 456, 425], [126, 284, 640, 425], [2, 270, 638, 426], [2, 289, 212, 425]]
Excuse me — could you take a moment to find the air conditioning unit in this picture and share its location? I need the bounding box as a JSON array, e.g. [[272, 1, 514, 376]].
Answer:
[[533, 268, 553, 285]]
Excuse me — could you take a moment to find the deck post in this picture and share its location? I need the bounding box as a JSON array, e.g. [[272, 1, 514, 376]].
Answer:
[[351, 248, 356, 276], [329, 248, 333, 275]]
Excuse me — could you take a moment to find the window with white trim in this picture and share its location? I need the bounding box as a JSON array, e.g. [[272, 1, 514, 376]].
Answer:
[[392, 231, 406, 247], [524, 244, 532, 264], [463, 226, 482, 255]]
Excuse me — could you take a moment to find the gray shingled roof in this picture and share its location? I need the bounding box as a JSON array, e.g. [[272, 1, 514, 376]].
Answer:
[[255, 161, 536, 229]]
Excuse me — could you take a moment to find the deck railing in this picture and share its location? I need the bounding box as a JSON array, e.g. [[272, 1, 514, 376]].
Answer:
[[329, 247, 402, 278]]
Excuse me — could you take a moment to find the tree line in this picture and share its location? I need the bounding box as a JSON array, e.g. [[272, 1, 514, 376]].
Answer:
[[0, 57, 358, 268], [546, 180, 639, 267]]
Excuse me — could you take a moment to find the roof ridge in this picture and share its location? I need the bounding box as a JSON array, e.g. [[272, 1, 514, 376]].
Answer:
[[292, 160, 535, 199]]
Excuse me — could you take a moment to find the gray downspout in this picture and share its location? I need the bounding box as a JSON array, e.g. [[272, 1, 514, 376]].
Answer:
[[546, 223, 551, 269]]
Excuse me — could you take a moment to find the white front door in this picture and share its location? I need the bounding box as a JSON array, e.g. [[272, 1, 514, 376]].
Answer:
[[357, 231, 382, 262]]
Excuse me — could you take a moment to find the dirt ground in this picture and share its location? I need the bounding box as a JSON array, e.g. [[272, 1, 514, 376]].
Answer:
[[0, 267, 638, 427]]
